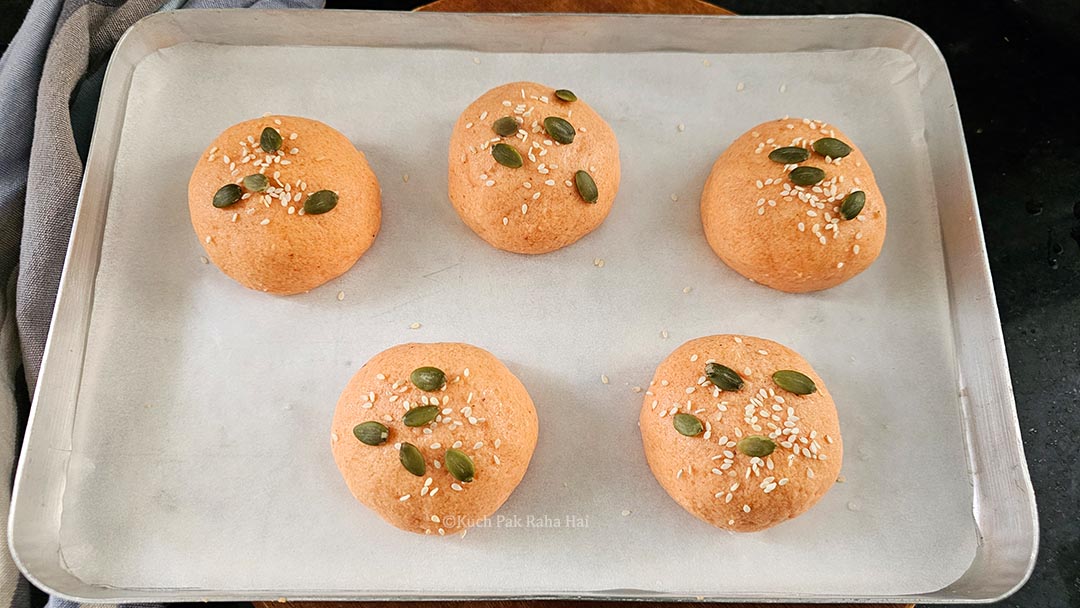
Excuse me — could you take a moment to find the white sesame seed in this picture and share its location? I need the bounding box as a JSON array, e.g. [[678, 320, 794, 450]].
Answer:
[[409, 322, 421, 329], [336, 291, 345, 301], [737, 82, 745, 91], [601, 374, 609, 384]]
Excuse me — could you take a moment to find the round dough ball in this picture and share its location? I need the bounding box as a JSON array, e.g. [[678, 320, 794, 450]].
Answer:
[[331, 342, 538, 535], [700, 118, 886, 292], [189, 115, 380, 295], [639, 335, 842, 532], [448, 81, 620, 254]]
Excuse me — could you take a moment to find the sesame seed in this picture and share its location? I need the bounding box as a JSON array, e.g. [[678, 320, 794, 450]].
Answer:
[[522, 203, 528, 214], [661, 330, 669, 339], [737, 82, 745, 92], [502, 217, 509, 226], [593, 258, 605, 268], [409, 322, 422, 329], [601, 374, 609, 384], [621, 509, 631, 516], [743, 504, 751, 513], [336, 291, 345, 301], [399, 495, 410, 501], [259, 219, 270, 226]]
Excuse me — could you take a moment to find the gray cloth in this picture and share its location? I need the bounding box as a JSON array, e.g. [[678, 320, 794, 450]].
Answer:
[[0, 0, 323, 603]]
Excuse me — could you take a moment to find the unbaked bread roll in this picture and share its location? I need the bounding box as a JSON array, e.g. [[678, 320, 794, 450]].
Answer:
[[701, 118, 885, 292], [331, 342, 538, 535], [448, 81, 620, 254], [189, 115, 380, 294], [640, 334, 842, 532]]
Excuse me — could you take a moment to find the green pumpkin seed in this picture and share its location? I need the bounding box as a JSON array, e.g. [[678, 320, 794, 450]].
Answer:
[[492, 143, 523, 168], [812, 137, 852, 159], [554, 89, 577, 102], [304, 190, 338, 215], [768, 146, 810, 164], [242, 173, 269, 192], [672, 413, 704, 437], [840, 190, 866, 220], [789, 166, 825, 186], [772, 370, 817, 395], [399, 442, 425, 476], [403, 405, 439, 427], [543, 116, 575, 145], [492, 116, 519, 137], [353, 421, 389, 446], [410, 366, 446, 392], [445, 448, 475, 483], [705, 362, 744, 391], [574, 170, 598, 203], [212, 183, 242, 208], [736, 435, 776, 457], [260, 126, 282, 153]]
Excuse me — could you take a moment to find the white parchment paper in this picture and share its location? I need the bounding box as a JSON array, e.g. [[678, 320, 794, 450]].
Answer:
[[59, 42, 976, 596]]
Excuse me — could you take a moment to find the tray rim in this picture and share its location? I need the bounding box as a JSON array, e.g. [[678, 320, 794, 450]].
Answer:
[[7, 8, 1038, 603]]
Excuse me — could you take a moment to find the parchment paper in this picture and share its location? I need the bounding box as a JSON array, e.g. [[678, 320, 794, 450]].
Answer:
[[59, 42, 976, 596]]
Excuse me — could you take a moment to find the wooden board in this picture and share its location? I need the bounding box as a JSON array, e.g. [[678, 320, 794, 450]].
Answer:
[[267, 3, 911, 608]]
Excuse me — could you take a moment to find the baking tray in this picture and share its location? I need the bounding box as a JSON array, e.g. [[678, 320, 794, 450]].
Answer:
[[8, 9, 1037, 603]]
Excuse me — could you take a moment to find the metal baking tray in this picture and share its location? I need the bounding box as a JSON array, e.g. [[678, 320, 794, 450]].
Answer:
[[8, 9, 1036, 603]]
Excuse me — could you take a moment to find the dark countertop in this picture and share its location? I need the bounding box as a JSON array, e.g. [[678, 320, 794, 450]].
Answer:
[[2, 0, 1077, 606]]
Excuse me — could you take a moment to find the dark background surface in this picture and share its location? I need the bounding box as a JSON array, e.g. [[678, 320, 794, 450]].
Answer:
[[1, 0, 1078, 607]]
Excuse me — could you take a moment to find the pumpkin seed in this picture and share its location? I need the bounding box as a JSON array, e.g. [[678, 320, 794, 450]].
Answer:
[[403, 405, 439, 427], [840, 190, 866, 220], [410, 366, 446, 392], [242, 173, 269, 192], [772, 370, 817, 395], [768, 146, 810, 164], [445, 448, 475, 483], [304, 190, 338, 215], [554, 89, 577, 102], [260, 126, 282, 153], [492, 116, 519, 137], [789, 166, 825, 186], [812, 137, 852, 159], [736, 435, 776, 457], [353, 421, 388, 446], [574, 170, 598, 203], [399, 442, 425, 476], [672, 413, 704, 437], [705, 362, 744, 391], [543, 116, 575, 144], [492, 143, 523, 168], [212, 184, 242, 208]]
